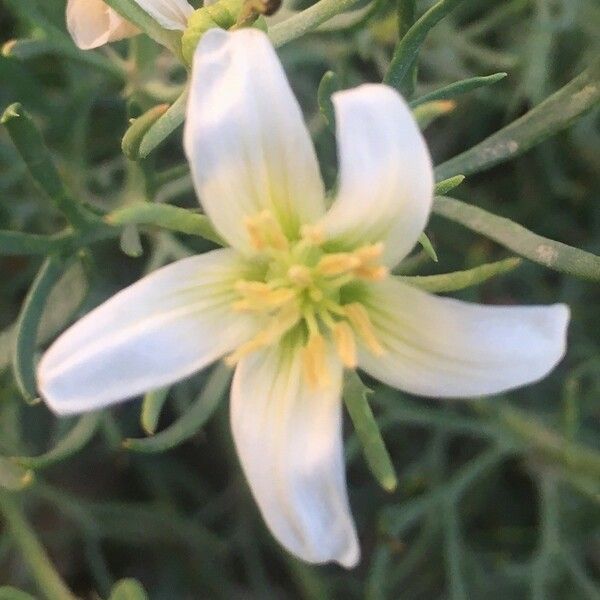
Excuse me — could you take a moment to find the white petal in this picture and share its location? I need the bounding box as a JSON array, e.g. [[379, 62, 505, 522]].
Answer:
[[134, 0, 194, 30], [66, 0, 139, 50], [319, 85, 434, 267], [184, 29, 325, 253], [359, 279, 569, 398], [38, 250, 258, 415], [231, 341, 359, 568]]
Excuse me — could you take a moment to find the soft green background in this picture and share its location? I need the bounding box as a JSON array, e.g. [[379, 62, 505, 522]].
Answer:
[[0, 0, 599, 598]]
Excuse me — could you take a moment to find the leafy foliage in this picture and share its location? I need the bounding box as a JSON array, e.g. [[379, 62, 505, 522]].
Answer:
[[0, 0, 599, 598]]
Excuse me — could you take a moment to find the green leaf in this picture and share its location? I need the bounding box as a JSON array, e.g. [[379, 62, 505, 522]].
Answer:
[[384, 0, 466, 94], [103, 0, 182, 55], [122, 104, 169, 160], [0, 587, 38, 600], [123, 363, 232, 453], [0, 458, 33, 492], [0, 230, 70, 256], [14, 413, 102, 470], [435, 60, 600, 180], [397, 0, 417, 38], [141, 387, 170, 435], [413, 99, 456, 128], [317, 70, 340, 130], [1, 104, 91, 229], [269, 0, 365, 47], [343, 372, 397, 492], [398, 257, 522, 292], [3, 37, 124, 80], [109, 579, 149, 600], [434, 196, 600, 281], [138, 88, 189, 159], [13, 256, 65, 403], [106, 203, 224, 245], [410, 72, 507, 107], [433, 174, 465, 195], [418, 232, 438, 262], [119, 225, 144, 258]]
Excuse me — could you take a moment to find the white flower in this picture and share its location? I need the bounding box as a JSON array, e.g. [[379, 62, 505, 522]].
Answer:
[[66, 0, 196, 49], [37, 29, 569, 568]]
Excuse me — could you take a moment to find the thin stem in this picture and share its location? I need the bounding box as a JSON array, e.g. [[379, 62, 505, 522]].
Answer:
[[0, 491, 77, 600]]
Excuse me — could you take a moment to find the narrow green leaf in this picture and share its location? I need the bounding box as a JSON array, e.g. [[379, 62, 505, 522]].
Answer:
[[317, 70, 340, 130], [0, 491, 78, 600], [109, 579, 149, 600], [1, 104, 91, 229], [103, 0, 182, 55], [434, 196, 600, 281], [106, 203, 224, 245], [0, 458, 33, 492], [269, 0, 365, 47], [2, 37, 124, 79], [434, 174, 465, 195], [0, 588, 38, 600], [384, 0, 466, 93], [13, 256, 65, 403], [399, 257, 522, 292], [138, 88, 188, 159], [123, 363, 232, 453], [418, 232, 438, 262], [14, 413, 102, 470], [141, 387, 170, 435], [343, 372, 397, 492], [413, 99, 456, 128], [119, 224, 144, 258], [435, 60, 600, 180], [122, 104, 169, 160], [410, 72, 507, 107], [397, 0, 417, 38], [0, 230, 70, 256]]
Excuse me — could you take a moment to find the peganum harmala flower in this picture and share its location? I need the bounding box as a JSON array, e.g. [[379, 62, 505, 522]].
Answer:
[[66, 0, 196, 49], [38, 29, 569, 568]]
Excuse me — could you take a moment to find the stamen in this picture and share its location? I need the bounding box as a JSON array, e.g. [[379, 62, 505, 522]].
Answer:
[[354, 265, 389, 281], [300, 224, 325, 245], [355, 242, 384, 262], [225, 303, 301, 365], [333, 321, 357, 368], [287, 265, 312, 287], [344, 303, 385, 356], [302, 333, 330, 389], [316, 253, 361, 276], [244, 210, 289, 251]]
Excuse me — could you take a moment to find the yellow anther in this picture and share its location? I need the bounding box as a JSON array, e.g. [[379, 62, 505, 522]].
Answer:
[[354, 265, 389, 281], [344, 303, 385, 356], [333, 321, 357, 369], [226, 303, 301, 365], [244, 210, 289, 251], [317, 253, 361, 276], [355, 242, 384, 263], [300, 224, 325, 245], [302, 333, 330, 389], [287, 265, 312, 287], [235, 280, 273, 295]]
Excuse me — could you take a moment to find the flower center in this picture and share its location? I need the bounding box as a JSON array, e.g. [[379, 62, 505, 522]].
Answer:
[[226, 210, 388, 388]]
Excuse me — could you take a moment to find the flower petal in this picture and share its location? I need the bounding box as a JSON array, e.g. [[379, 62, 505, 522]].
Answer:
[[134, 0, 194, 30], [319, 85, 434, 267], [184, 29, 325, 253], [38, 249, 259, 415], [359, 279, 569, 397], [230, 339, 359, 567], [66, 0, 139, 50]]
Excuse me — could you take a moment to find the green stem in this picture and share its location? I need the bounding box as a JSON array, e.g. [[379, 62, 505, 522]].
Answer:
[[0, 491, 77, 600], [269, 0, 365, 47]]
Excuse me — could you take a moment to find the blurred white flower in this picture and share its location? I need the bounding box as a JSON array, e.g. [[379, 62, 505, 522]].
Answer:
[[66, 0, 195, 49], [38, 29, 569, 567]]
